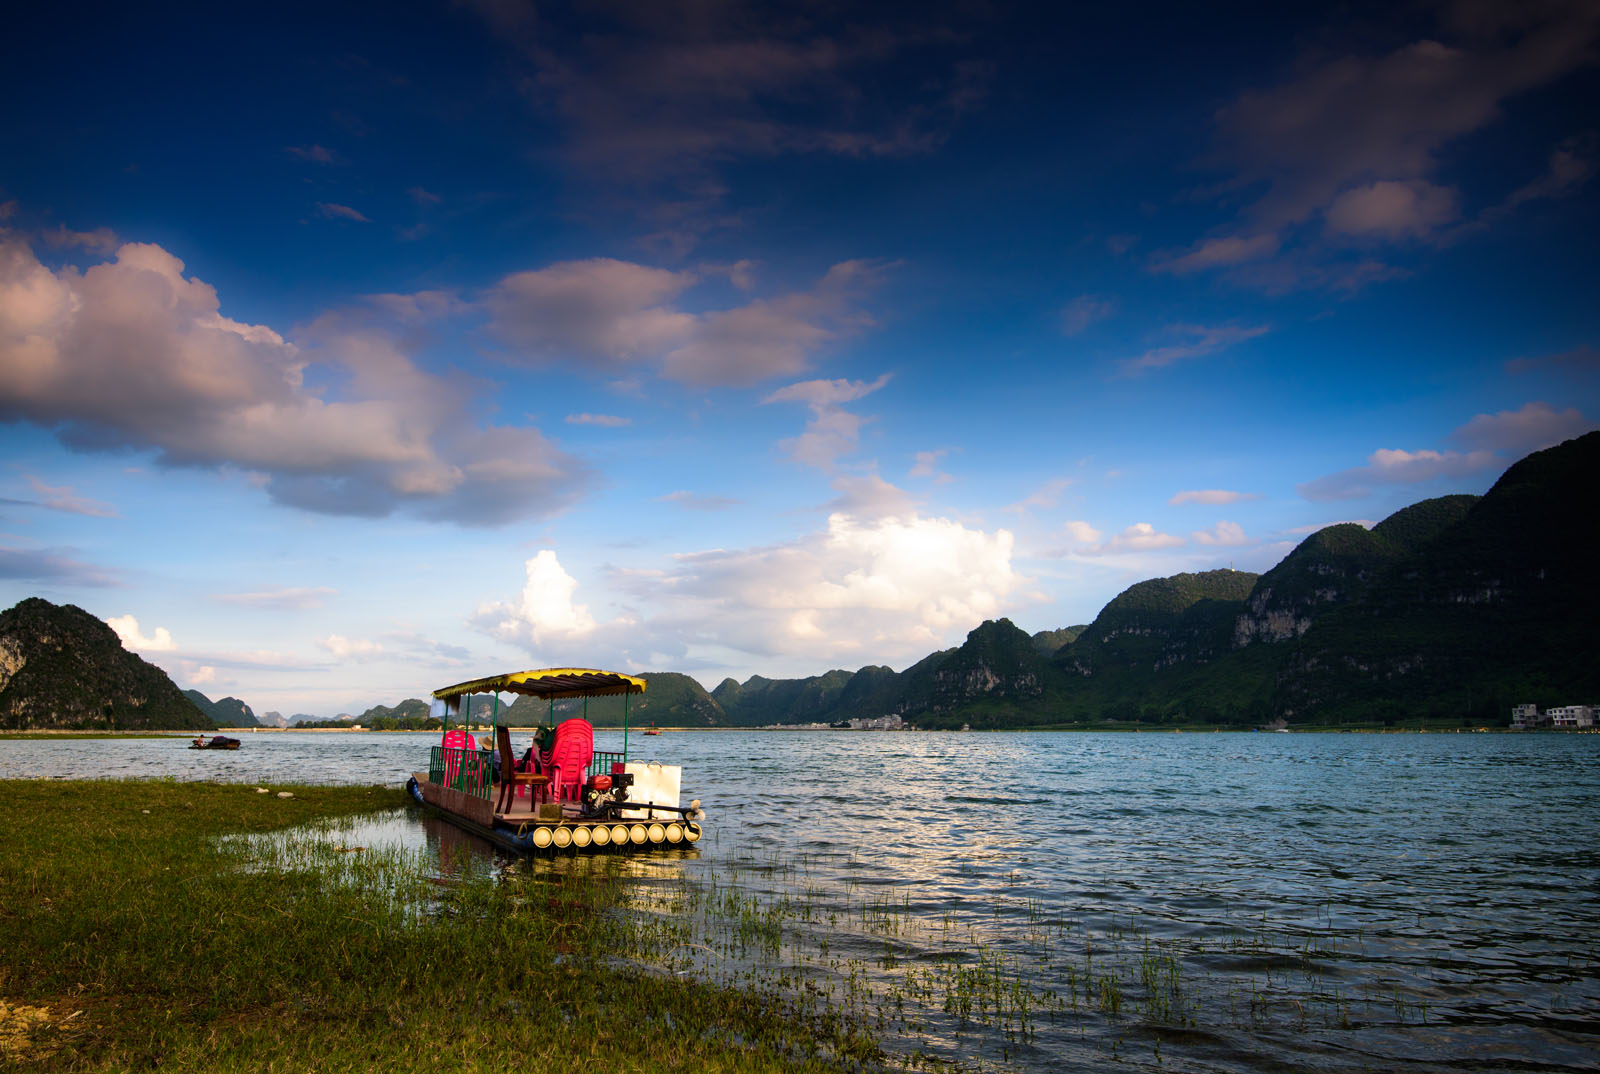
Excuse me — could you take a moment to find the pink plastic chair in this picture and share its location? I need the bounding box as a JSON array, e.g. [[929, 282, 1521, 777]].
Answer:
[[545, 719, 594, 803], [440, 728, 475, 787]]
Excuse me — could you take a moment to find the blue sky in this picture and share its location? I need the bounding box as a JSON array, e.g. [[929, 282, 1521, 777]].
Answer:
[[2, 1, 1596, 716]]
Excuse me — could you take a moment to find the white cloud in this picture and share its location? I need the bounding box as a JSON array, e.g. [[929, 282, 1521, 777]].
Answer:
[[316, 202, 370, 222], [213, 587, 337, 610], [1324, 180, 1460, 239], [1170, 489, 1260, 505], [1191, 521, 1250, 546], [763, 373, 892, 471], [1151, 234, 1280, 275], [1060, 294, 1114, 335], [909, 449, 954, 484], [1061, 520, 1103, 544], [0, 235, 588, 525], [476, 513, 1023, 671], [821, 474, 919, 519], [318, 635, 385, 660], [657, 490, 741, 511], [1452, 401, 1595, 455], [1008, 477, 1075, 513], [475, 550, 599, 649], [106, 614, 176, 651], [487, 258, 879, 387], [1298, 447, 1496, 501], [19, 475, 118, 517], [1120, 323, 1270, 374], [565, 412, 632, 427], [1080, 523, 1185, 556], [488, 259, 697, 366]]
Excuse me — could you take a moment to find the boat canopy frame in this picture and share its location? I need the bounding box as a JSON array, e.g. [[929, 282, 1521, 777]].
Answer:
[[432, 668, 647, 764]]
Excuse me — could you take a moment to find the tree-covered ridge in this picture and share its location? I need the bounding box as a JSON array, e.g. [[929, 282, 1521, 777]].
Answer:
[[0, 598, 211, 730], [184, 690, 261, 728]]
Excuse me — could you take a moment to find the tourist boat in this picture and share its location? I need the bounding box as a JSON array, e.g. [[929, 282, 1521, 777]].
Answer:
[[643, 723, 661, 736], [404, 668, 703, 854], [189, 735, 240, 750]]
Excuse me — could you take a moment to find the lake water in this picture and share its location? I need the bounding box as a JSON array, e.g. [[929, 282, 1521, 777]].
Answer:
[[5, 729, 1598, 1073]]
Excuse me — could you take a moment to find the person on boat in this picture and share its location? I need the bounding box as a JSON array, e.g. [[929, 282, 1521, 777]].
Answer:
[[193, 735, 205, 747]]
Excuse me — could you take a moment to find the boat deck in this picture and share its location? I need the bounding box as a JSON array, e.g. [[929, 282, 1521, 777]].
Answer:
[[409, 772, 701, 852]]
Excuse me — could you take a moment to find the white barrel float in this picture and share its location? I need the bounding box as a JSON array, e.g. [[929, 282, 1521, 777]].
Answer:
[[684, 823, 701, 843], [647, 822, 665, 844], [571, 825, 592, 848], [665, 822, 683, 844], [629, 823, 648, 845], [552, 826, 572, 849], [611, 824, 630, 846], [591, 823, 611, 846], [531, 827, 553, 849]]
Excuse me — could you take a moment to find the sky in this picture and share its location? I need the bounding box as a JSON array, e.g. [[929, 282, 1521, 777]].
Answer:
[[1, 0, 1596, 717]]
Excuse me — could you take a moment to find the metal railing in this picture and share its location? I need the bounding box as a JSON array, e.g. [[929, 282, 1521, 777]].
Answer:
[[429, 746, 492, 799], [592, 749, 625, 775]]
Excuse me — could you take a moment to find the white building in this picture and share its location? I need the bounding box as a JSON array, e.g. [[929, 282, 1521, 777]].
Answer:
[[1546, 705, 1595, 728], [1511, 703, 1540, 729]]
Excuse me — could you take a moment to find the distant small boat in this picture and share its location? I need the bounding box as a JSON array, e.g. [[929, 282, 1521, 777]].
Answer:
[[189, 735, 241, 750], [643, 723, 662, 736]]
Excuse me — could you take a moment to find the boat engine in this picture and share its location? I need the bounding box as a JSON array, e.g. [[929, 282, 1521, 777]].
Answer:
[[580, 771, 633, 818]]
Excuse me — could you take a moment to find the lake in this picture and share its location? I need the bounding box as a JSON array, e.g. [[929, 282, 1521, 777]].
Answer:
[[4, 729, 1597, 1073]]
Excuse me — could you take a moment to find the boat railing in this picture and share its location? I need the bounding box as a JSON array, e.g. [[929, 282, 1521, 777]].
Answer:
[[429, 745, 492, 798], [592, 749, 625, 776]]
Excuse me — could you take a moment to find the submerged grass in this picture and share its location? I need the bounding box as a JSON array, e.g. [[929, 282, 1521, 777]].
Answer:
[[0, 779, 878, 1072]]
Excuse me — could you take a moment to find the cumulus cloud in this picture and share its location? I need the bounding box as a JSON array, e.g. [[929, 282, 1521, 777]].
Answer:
[[1191, 521, 1250, 546], [1060, 520, 1103, 545], [763, 373, 892, 471], [213, 587, 336, 610], [1298, 447, 1496, 501], [0, 235, 589, 525], [474, 550, 599, 649], [488, 258, 877, 387], [476, 512, 1023, 671], [1120, 323, 1270, 375], [1451, 401, 1595, 455], [105, 614, 176, 651], [1079, 522, 1186, 556], [318, 634, 384, 660], [1171, 489, 1254, 505]]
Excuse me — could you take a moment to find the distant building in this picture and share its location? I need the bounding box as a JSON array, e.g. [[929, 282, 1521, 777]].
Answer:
[[1546, 705, 1595, 728], [845, 714, 905, 730], [1512, 703, 1595, 728]]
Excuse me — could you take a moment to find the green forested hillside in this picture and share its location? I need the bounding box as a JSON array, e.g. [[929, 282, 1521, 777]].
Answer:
[[0, 598, 211, 730]]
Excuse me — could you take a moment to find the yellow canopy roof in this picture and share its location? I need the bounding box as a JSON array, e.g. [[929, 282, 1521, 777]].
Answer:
[[431, 668, 646, 701]]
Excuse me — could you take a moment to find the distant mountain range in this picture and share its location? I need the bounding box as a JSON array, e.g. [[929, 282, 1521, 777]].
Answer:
[[3, 434, 1593, 731]]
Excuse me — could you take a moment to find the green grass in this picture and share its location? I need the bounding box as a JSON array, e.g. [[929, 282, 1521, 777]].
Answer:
[[0, 780, 878, 1072]]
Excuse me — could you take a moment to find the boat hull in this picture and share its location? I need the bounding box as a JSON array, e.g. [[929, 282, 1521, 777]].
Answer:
[[405, 775, 701, 855]]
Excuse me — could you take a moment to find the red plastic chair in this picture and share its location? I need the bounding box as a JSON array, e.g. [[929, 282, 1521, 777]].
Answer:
[[545, 719, 594, 803]]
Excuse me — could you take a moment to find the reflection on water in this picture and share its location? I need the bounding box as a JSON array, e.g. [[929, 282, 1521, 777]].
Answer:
[[5, 729, 1598, 1072]]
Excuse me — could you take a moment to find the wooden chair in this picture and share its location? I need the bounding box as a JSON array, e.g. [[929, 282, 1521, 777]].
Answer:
[[496, 726, 548, 814]]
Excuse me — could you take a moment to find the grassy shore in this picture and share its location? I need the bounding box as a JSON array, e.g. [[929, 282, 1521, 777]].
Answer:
[[0, 780, 877, 1072]]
